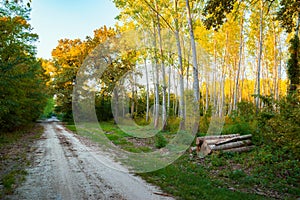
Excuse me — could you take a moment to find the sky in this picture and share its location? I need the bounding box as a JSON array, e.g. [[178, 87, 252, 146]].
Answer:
[[30, 0, 120, 59]]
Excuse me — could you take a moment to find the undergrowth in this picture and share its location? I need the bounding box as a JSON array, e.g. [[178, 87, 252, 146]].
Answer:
[[0, 124, 44, 198]]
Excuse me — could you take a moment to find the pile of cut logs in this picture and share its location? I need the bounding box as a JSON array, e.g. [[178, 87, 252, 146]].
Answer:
[[190, 134, 255, 157]]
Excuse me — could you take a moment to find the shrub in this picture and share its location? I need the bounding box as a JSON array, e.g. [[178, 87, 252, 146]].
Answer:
[[236, 101, 256, 122], [155, 133, 167, 148], [258, 95, 300, 156], [222, 121, 253, 135]]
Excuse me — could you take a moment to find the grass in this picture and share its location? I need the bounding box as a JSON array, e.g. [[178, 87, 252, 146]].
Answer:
[[139, 154, 268, 200], [0, 124, 44, 198], [67, 121, 165, 153], [2, 170, 27, 194], [65, 121, 299, 199]]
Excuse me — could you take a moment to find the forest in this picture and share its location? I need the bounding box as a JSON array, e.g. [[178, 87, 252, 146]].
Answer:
[[0, 0, 299, 199]]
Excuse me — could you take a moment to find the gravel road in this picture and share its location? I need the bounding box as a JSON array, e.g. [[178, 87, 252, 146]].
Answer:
[[9, 122, 174, 200]]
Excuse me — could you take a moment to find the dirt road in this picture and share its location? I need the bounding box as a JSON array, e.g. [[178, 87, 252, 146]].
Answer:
[[9, 122, 173, 200]]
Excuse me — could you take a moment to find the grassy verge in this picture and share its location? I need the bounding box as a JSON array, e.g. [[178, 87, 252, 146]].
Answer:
[[139, 150, 299, 199], [139, 154, 268, 200], [65, 122, 299, 199], [0, 124, 44, 198]]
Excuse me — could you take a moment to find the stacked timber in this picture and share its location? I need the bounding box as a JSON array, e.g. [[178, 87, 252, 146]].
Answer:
[[191, 134, 254, 157]]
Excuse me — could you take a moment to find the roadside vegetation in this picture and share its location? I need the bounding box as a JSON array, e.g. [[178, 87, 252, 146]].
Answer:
[[0, 124, 44, 198], [66, 94, 300, 199], [0, 2, 48, 132]]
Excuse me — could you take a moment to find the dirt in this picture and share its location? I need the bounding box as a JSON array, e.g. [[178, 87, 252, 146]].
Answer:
[[7, 122, 174, 200]]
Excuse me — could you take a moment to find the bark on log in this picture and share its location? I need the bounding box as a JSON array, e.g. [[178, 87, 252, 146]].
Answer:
[[199, 140, 213, 156], [197, 134, 240, 140], [195, 133, 255, 157], [222, 145, 255, 153], [212, 140, 252, 151], [199, 140, 253, 156], [189, 146, 197, 153], [196, 139, 225, 146], [215, 134, 252, 146], [196, 134, 240, 145]]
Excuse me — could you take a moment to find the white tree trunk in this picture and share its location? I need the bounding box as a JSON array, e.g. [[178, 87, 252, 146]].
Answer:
[[233, 15, 244, 110], [152, 21, 160, 129], [186, 0, 199, 102], [174, 0, 186, 129], [144, 58, 150, 122], [255, 0, 263, 112], [155, 1, 167, 129], [186, 0, 199, 132]]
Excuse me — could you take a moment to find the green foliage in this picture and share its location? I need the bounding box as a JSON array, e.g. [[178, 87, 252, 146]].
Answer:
[[222, 101, 257, 135], [41, 98, 55, 119], [95, 95, 113, 121], [198, 110, 212, 135], [210, 153, 227, 167], [228, 169, 247, 180], [202, 0, 236, 30], [165, 116, 180, 133], [236, 101, 256, 122], [203, 0, 299, 33], [0, 125, 43, 198], [0, 2, 47, 131], [258, 95, 300, 156], [222, 121, 253, 135], [139, 154, 267, 200], [287, 35, 300, 93], [276, 0, 300, 33], [2, 170, 27, 194], [155, 133, 167, 148]]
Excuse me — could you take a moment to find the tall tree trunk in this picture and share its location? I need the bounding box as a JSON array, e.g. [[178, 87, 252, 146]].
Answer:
[[186, 0, 200, 132], [255, 0, 263, 113], [233, 15, 244, 110], [131, 72, 135, 118], [213, 38, 217, 110], [144, 58, 150, 122], [273, 22, 278, 100], [152, 21, 160, 129], [240, 44, 246, 102], [168, 53, 171, 116], [155, 1, 167, 129], [205, 80, 209, 114], [278, 39, 282, 99], [186, 0, 199, 102], [173, 65, 178, 116], [151, 59, 156, 119], [174, 0, 186, 130], [113, 86, 119, 124]]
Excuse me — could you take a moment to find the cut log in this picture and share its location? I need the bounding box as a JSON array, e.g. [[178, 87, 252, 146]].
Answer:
[[199, 140, 213, 156], [195, 133, 254, 157], [197, 134, 240, 140], [199, 140, 253, 156], [197, 139, 224, 146], [213, 140, 252, 151], [222, 145, 255, 153], [189, 146, 197, 153], [196, 134, 240, 146], [204, 139, 229, 145], [215, 134, 252, 146]]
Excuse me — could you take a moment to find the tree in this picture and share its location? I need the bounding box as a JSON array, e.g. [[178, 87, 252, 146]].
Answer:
[[276, 0, 300, 94], [51, 38, 88, 120], [255, 0, 264, 112], [287, 29, 300, 94], [0, 2, 47, 131], [203, 0, 300, 96]]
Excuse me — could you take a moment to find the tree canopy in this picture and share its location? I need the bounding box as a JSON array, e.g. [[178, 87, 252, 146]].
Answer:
[[0, 1, 47, 131]]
